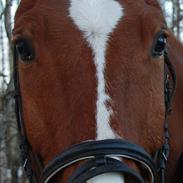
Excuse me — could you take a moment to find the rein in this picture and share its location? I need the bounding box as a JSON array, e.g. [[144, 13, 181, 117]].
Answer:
[[13, 45, 176, 183]]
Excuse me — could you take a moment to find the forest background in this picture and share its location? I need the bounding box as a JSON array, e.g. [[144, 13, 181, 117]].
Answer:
[[0, 0, 183, 182]]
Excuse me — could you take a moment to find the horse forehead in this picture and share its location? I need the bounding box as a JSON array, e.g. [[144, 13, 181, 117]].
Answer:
[[15, 0, 162, 19], [69, 0, 123, 34], [14, 0, 160, 33]]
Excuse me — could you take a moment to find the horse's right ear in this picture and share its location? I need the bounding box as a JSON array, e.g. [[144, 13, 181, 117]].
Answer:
[[15, 0, 37, 19], [144, 0, 162, 10]]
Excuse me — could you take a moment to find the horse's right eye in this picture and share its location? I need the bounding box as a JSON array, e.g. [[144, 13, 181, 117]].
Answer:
[[15, 38, 35, 63]]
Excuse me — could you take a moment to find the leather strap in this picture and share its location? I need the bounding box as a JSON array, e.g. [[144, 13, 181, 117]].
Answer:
[[40, 139, 158, 183], [68, 157, 144, 183]]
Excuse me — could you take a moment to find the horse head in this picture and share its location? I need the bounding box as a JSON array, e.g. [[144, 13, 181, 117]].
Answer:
[[13, 0, 181, 182]]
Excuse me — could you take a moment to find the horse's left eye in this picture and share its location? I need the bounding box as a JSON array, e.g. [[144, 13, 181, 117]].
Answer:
[[152, 33, 167, 57]]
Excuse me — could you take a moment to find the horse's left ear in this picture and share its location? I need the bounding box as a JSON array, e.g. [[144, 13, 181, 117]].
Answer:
[[144, 0, 162, 10]]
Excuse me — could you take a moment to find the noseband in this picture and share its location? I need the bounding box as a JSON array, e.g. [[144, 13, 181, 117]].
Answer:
[[13, 46, 176, 183]]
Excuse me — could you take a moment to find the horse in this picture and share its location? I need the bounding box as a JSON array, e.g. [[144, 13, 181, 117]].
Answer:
[[12, 0, 183, 182]]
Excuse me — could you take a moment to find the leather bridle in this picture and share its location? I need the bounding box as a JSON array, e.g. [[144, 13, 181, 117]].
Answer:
[[13, 44, 176, 183]]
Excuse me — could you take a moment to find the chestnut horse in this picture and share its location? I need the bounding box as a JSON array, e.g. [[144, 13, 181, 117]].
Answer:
[[13, 0, 183, 182]]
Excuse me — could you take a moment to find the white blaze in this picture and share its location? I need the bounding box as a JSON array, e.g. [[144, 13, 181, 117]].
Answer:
[[69, 0, 124, 182]]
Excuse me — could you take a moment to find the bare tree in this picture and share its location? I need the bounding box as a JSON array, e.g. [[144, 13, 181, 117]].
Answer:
[[0, 0, 27, 182]]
